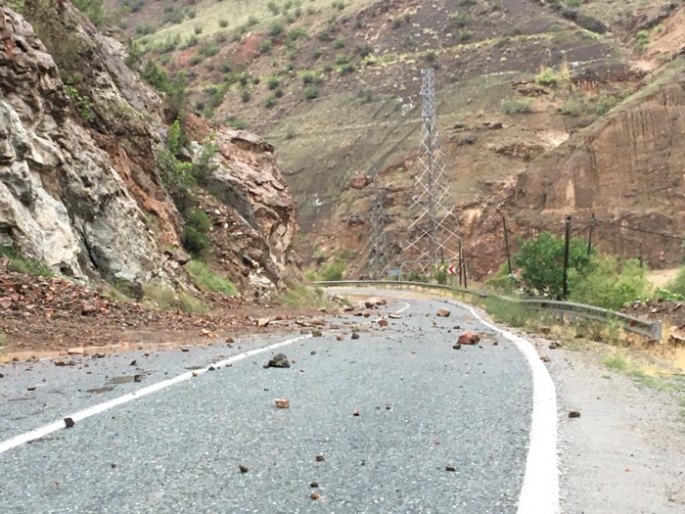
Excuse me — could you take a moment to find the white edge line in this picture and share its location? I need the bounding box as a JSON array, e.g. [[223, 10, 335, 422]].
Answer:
[[448, 299, 560, 514], [0, 334, 312, 455]]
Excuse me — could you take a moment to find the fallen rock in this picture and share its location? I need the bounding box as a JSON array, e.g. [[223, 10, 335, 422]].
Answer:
[[388, 314, 402, 319], [310, 493, 321, 500], [353, 410, 360, 417], [275, 398, 290, 409], [457, 331, 480, 345], [310, 482, 318, 488], [378, 319, 389, 327], [540, 356, 551, 363], [437, 308, 451, 317], [363, 312, 371, 318], [569, 411, 581, 418], [312, 330, 323, 337], [316, 453, 325, 462], [64, 417, 75, 428], [81, 301, 97, 315], [311, 318, 325, 326], [239, 465, 249, 473], [351, 332, 360, 340], [549, 342, 562, 350], [226, 337, 235, 343], [257, 317, 271, 328], [267, 353, 290, 368], [452, 343, 462, 350], [169, 250, 192, 265], [181, 347, 190, 353], [343, 305, 354, 312], [336, 335, 344, 341], [445, 466, 456, 472], [67, 347, 84, 356]]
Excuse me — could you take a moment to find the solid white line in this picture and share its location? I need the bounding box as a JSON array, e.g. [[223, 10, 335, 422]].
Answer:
[[0, 335, 312, 455], [449, 300, 560, 514]]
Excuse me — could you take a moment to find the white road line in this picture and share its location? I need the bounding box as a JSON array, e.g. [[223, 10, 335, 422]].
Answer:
[[0, 334, 312, 455], [449, 300, 560, 514], [395, 302, 411, 314]]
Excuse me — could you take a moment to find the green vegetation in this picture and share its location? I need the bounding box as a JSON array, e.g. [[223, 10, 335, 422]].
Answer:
[[405, 270, 430, 283], [514, 231, 590, 299], [0, 247, 54, 277], [536, 67, 561, 87], [483, 297, 532, 328], [185, 260, 237, 295], [319, 257, 346, 281], [277, 283, 333, 309], [634, 30, 649, 53], [142, 284, 208, 314], [501, 97, 534, 114], [451, 12, 469, 28], [595, 92, 620, 115], [303, 85, 320, 100]]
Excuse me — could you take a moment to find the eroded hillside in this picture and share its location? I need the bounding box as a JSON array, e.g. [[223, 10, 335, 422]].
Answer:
[[108, 0, 685, 278]]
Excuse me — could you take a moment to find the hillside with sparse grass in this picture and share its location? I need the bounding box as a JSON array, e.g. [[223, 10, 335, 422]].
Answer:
[[104, 0, 685, 280]]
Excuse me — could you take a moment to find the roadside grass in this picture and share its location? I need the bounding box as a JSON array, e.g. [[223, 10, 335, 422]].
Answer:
[[0, 332, 6, 349], [185, 260, 237, 295], [141, 284, 209, 314], [277, 282, 334, 309]]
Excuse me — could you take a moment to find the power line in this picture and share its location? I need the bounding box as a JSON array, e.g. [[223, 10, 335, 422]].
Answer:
[[596, 219, 684, 241]]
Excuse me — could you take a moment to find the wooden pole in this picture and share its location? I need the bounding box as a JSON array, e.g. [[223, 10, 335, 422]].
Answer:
[[562, 215, 572, 299], [503, 213, 513, 274]]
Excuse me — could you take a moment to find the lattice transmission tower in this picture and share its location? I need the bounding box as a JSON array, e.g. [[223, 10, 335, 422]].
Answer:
[[368, 167, 388, 278], [401, 68, 467, 283]]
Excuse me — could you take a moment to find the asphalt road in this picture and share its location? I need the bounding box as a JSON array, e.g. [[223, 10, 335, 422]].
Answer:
[[0, 293, 535, 513]]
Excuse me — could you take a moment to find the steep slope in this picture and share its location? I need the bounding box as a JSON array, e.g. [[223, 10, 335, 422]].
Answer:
[[112, 0, 685, 278], [0, 1, 300, 295]]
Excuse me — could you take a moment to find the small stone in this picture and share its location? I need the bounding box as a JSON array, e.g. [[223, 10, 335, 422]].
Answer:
[[453, 343, 462, 350], [310, 493, 321, 500], [437, 308, 451, 317], [363, 312, 371, 318], [64, 417, 75, 428], [316, 453, 325, 462], [540, 356, 551, 363], [27, 386, 36, 392], [257, 317, 271, 328], [312, 330, 323, 337], [192, 371, 198, 377], [353, 410, 360, 417], [378, 319, 389, 327], [388, 314, 402, 319], [569, 411, 581, 418], [292, 358, 298, 364], [549, 342, 562, 350], [311, 318, 325, 326], [111, 463, 117, 468], [311, 350, 317, 355], [133, 374, 143, 383], [351, 332, 360, 340], [310, 482, 319, 488], [336, 335, 344, 341], [239, 465, 249, 473], [129, 360, 137, 366], [267, 353, 290, 368], [181, 348, 190, 353], [445, 466, 456, 472], [275, 398, 290, 409], [208, 366, 215, 371], [67, 347, 84, 356], [226, 337, 235, 343], [54, 361, 66, 367]]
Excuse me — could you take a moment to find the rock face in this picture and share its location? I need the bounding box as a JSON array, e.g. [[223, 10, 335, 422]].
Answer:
[[0, 2, 300, 292]]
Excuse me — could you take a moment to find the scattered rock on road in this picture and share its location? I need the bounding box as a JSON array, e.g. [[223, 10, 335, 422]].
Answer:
[[312, 330, 323, 337], [540, 356, 551, 363], [388, 314, 402, 319], [310, 482, 318, 488], [310, 493, 321, 500], [316, 453, 325, 462], [336, 335, 344, 341], [437, 308, 451, 317], [549, 342, 563, 350], [267, 353, 290, 368], [457, 331, 480, 345], [569, 411, 581, 418], [239, 465, 249, 473], [445, 466, 456, 472], [351, 332, 360, 340], [64, 417, 75, 428], [378, 319, 389, 327], [257, 317, 271, 328], [353, 410, 360, 417], [453, 343, 462, 350], [275, 398, 290, 409]]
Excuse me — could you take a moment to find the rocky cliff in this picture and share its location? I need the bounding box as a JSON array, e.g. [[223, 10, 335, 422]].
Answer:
[[0, 1, 299, 294]]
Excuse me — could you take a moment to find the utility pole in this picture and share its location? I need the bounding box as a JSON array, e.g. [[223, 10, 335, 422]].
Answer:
[[402, 69, 465, 280], [638, 242, 644, 268], [562, 215, 571, 299], [502, 213, 512, 274], [587, 213, 596, 257]]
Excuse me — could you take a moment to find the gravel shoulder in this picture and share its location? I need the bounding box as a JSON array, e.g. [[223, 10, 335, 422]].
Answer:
[[530, 336, 685, 513]]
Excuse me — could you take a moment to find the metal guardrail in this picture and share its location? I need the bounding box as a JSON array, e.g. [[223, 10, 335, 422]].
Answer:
[[314, 280, 662, 340]]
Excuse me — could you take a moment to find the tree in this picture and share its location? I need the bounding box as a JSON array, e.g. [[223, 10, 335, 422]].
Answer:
[[514, 231, 589, 299]]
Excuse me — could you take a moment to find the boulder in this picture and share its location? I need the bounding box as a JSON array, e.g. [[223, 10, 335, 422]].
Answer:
[[267, 353, 290, 368], [457, 331, 480, 345]]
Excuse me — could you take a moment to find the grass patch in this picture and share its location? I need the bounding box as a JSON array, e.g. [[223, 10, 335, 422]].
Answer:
[[277, 283, 333, 309], [0, 247, 53, 277], [0, 331, 6, 348], [184, 260, 237, 295], [483, 297, 532, 327], [142, 284, 208, 314], [501, 97, 534, 114]]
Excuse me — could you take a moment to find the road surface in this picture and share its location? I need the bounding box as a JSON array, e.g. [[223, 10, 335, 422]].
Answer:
[[0, 292, 555, 513]]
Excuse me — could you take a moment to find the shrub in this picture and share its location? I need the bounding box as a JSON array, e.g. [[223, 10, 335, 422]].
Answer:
[[267, 76, 280, 90], [392, 18, 404, 29], [634, 30, 649, 53], [451, 12, 469, 27], [514, 231, 590, 299], [536, 67, 561, 87], [135, 23, 156, 35], [189, 55, 203, 66], [333, 37, 346, 49], [265, 95, 277, 108], [247, 16, 259, 26], [241, 89, 251, 103], [458, 29, 472, 41], [359, 85, 373, 103], [194, 26, 203, 35], [320, 258, 346, 281], [185, 260, 237, 295], [267, 1, 280, 15], [303, 85, 319, 100], [569, 255, 651, 310], [219, 19, 228, 28], [484, 297, 531, 327], [459, 0, 477, 5], [560, 98, 581, 116], [199, 43, 219, 57], [501, 97, 534, 114], [142, 284, 208, 314], [595, 93, 620, 116], [226, 117, 249, 130], [405, 271, 429, 283], [302, 71, 315, 84], [274, 88, 284, 98], [339, 63, 355, 75], [269, 23, 283, 36], [287, 27, 309, 41], [259, 38, 273, 54]]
